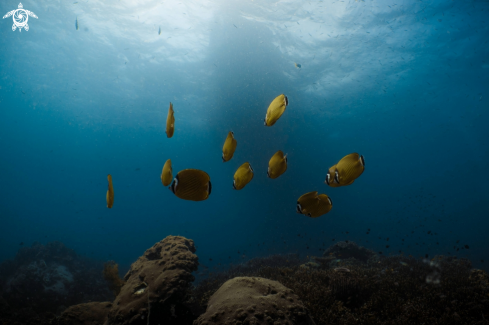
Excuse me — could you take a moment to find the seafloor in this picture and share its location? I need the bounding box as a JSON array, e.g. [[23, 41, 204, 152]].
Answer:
[[0, 236, 488, 325]]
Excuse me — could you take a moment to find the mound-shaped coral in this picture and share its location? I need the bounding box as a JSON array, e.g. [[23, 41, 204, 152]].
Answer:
[[57, 301, 112, 325], [323, 241, 376, 263], [106, 235, 199, 325], [194, 276, 315, 325]]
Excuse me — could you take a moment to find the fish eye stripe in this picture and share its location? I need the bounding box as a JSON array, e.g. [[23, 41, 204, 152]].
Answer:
[[296, 202, 302, 213]]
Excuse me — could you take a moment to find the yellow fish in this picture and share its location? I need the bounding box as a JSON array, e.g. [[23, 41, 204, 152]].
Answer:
[[106, 174, 114, 208], [166, 102, 175, 138], [334, 153, 365, 186], [169, 169, 211, 201], [233, 162, 254, 190], [161, 159, 173, 186], [264, 94, 288, 126], [222, 131, 237, 162], [296, 191, 333, 218], [267, 150, 287, 179]]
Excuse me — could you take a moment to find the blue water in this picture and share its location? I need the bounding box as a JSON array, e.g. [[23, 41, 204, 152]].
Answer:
[[0, 0, 488, 273]]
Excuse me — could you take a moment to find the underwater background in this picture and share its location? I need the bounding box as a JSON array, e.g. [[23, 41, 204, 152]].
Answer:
[[1, 0, 488, 278]]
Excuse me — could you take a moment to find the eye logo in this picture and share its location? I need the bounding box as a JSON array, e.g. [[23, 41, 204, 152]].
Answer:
[[3, 3, 38, 32]]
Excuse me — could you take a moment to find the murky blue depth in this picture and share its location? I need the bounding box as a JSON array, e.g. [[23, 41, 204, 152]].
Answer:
[[0, 0, 488, 272]]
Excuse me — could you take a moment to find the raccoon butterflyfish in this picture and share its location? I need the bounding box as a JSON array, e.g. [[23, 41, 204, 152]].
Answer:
[[75, 17, 79, 30], [334, 153, 365, 186], [296, 191, 333, 218], [161, 159, 173, 186], [264, 94, 288, 126], [222, 131, 237, 162], [233, 162, 254, 190], [267, 150, 287, 179], [166, 102, 175, 138], [106, 174, 114, 208], [169, 169, 211, 201], [295, 63, 301, 68]]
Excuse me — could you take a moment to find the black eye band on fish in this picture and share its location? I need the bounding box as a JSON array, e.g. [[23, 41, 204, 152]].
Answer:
[[360, 155, 365, 167], [169, 176, 179, 193], [232, 180, 236, 190], [208, 181, 212, 194], [334, 170, 340, 184], [328, 197, 333, 205], [249, 164, 254, 173], [296, 202, 302, 214], [284, 95, 288, 106], [325, 174, 330, 185]]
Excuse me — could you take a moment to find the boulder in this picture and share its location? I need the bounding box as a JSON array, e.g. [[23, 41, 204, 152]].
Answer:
[[193, 277, 315, 325], [106, 235, 199, 325], [323, 241, 376, 263]]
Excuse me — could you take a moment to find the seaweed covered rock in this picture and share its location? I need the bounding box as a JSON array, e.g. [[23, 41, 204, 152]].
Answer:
[[194, 277, 315, 325], [322, 241, 376, 263], [57, 301, 112, 325], [106, 235, 199, 325]]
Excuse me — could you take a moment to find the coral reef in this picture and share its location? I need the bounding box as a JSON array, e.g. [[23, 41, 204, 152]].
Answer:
[[193, 253, 489, 324], [194, 277, 315, 325], [103, 261, 125, 296], [57, 302, 112, 325], [0, 241, 112, 317], [1, 239, 488, 325], [322, 240, 377, 263], [106, 235, 199, 325]]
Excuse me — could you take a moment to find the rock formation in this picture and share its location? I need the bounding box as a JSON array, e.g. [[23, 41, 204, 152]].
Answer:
[[106, 235, 199, 325], [194, 276, 315, 325], [322, 241, 376, 263], [57, 302, 112, 325]]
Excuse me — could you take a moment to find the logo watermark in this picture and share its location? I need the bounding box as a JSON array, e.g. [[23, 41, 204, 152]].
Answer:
[[3, 3, 37, 32]]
